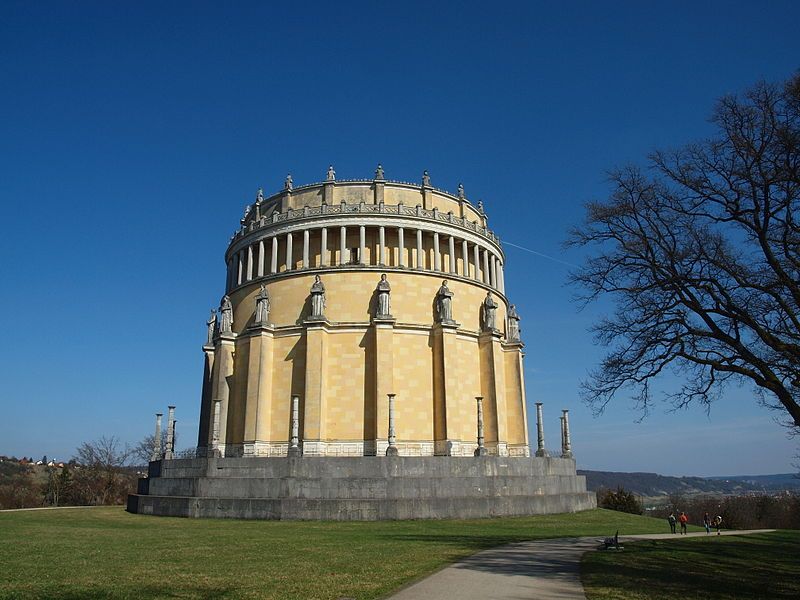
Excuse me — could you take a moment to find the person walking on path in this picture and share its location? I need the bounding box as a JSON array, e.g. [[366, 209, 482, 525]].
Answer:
[[703, 512, 711, 534], [667, 512, 677, 534], [679, 511, 689, 535], [713, 515, 723, 535]]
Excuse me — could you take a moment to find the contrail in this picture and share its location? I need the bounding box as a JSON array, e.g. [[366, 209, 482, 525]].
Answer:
[[503, 241, 579, 268]]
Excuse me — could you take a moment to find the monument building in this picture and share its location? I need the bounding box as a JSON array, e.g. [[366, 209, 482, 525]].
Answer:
[[128, 166, 595, 520]]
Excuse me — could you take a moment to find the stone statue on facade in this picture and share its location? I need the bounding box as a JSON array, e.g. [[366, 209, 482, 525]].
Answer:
[[375, 274, 391, 318], [326, 165, 336, 181], [477, 200, 484, 214], [284, 174, 293, 191], [219, 295, 233, 334], [240, 204, 251, 225], [310, 275, 326, 319], [435, 280, 454, 324], [481, 292, 498, 332], [375, 163, 385, 180], [206, 309, 217, 345], [507, 304, 521, 342], [256, 188, 264, 203], [254, 284, 271, 325], [457, 183, 465, 199], [422, 170, 431, 187]]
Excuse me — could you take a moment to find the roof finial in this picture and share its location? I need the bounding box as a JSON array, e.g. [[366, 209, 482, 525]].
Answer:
[[422, 170, 431, 187], [284, 174, 293, 191], [375, 163, 385, 180], [256, 187, 264, 203], [457, 183, 465, 199], [326, 165, 336, 181]]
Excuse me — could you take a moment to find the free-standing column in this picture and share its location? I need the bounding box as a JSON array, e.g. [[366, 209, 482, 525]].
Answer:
[[561, 409, 573, 458], [535, 402, 548, 457], [448, 236, 456, 274], [288, 394, 301, 456], [151, 413, 163, 461], [257, 240, 265, 277], [379, 226, 386, 266], [483, 249, 490, 284], [237, 252, 244, 285], [246, 246, 254, 281], [270, 237, 278, 273], [359, 225, 366, 264], [164, 405, 175, 459], [474, 396, 487, 456], [416, 229, 423, 269], [302, 229, 310, 268], [433, 232, 441, 271], [473, 244, 481, 281], [461, 239, 469, 277], [340, 226, 347, 265], [498, 261, 505, 294], [320, 227, 328, 266], [285, 232, 293, 271], [490, 255, 497, 288], [385, 394, 398, 456], [398, 227, 405, 267]]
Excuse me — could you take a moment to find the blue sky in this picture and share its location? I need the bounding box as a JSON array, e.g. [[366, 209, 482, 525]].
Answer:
[[1, 1, 798, 476]]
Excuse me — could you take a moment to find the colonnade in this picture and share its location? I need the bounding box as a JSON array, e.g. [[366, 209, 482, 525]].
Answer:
[[226, 224, 505, 294]]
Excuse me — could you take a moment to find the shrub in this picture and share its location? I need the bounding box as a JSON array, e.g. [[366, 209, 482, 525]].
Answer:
[[598, 486, 643, 515]]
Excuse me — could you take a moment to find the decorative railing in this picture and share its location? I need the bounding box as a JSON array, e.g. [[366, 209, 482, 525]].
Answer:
[[233, 200, 498, 245]]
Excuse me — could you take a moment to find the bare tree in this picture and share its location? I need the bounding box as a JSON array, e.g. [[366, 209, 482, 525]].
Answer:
[[72, 436, 134, 505], [569, 73, 800, 429]]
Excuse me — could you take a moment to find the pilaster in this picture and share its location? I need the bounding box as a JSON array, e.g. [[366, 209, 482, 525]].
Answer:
[[372, 317, 395, 454], [432, 321, 460, 455], [479, 329, 509, 456], [242, 325, 275, 456], [302, 319, 329, 456], [211, 332, 236, 456], [197, 345, 216, 453]]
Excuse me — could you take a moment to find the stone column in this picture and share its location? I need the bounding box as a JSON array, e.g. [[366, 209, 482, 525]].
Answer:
[[416, 229, 423, 269], [373, 316, 395, 455], [473, 244, 481, 281], [483, 249, 490, 285], [285, 232, 293, 271], [246, 246, 254, 281], [478, 329, 509, 456], [340, 225, 347, 265], [498, 261, 505, 294], [490, 255, 497, 288], [448, 236, 456, 274], [271, 237, 278, 273], [379, 226, 386, 266], [302, 229, 310, 269], [562, 409, 573, 458], [359, 225, 366, 265], [237, 251, 244, 285], [151, 413, 163, 461], [433, 232, 441, 271], [461, 239, 469, 277], [398, 227, 405, 267], [164, 405, 176, 459], [196, 343, 216, 456], [385, 394, 398, 456], [320, 227, 328, 266], [433, 321, 460, 455], [535, 402, 548, 457], [257, 240, 265, 277], [288, 394, 301, 456], [474, 396, 487, 456]]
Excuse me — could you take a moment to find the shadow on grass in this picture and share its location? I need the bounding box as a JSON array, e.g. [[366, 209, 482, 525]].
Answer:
[[583, 532, 800, 600], [18, 585, 233, 600]]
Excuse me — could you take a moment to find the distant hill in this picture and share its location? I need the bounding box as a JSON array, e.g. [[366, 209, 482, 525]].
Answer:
[[578, 470, 800, 497]]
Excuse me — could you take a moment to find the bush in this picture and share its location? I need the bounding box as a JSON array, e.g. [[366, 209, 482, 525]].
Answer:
[[598, 486, 643, 515]]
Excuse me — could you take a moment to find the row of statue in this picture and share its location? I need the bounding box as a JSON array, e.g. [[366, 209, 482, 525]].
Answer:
[[206, 275, 521, 344]]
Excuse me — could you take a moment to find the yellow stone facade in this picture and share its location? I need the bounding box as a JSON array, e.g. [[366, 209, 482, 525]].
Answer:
[[197, 170, 530, 457]]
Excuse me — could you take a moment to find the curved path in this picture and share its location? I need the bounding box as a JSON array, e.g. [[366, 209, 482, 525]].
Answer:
[[387, 529, 774, 600]]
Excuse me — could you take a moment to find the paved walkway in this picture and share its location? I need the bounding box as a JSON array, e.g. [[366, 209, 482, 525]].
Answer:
[[387, 529, 774, 600]]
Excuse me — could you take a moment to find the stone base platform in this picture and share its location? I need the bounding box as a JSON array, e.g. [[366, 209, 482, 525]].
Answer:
[[127, 456, 596, 521]]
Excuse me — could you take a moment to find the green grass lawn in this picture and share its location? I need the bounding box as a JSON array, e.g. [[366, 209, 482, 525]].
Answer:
[[0, 506, 671, 600], [582, 530, 800, 600]]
